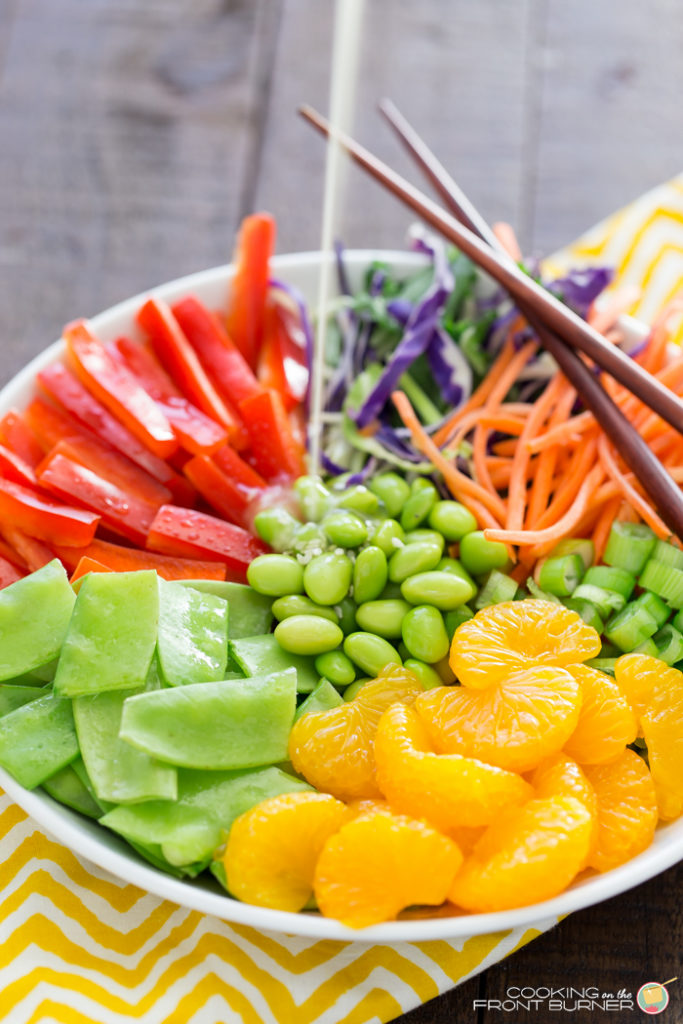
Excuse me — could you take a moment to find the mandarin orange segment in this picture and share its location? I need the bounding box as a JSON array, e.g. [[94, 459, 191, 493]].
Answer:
[[531, 752, 597, 864], [374, 702, 532, 829], [448, 796, 593, 913], [288, 664, 422, 801], [614, 654, 683, 819], [223, 792, 347, 912], [563, 664, 637, 765], [314, 809, 462, 928], [415, 665, 583, 773], [449, 600, 600, 689], [583, 749, 658, 872]]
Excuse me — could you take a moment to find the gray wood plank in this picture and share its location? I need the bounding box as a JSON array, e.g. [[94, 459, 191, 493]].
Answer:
[[530, 0, 683, 255], [254, 0, 535, 254]]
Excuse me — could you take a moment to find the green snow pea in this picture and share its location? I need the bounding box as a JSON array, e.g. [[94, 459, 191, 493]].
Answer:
[[294, 678, 344, 720], [0, 560, 75, 682], [230, 634, 318, 693], [157, 578, 228, 686], [42, 759, 103, 819], [179, 580, 273, 639], [0, 684, 45, 717], [0, 691, 79, 788]]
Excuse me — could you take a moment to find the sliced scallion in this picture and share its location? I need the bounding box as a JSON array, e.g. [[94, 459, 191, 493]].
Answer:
[[651, 539, 683, 571], [653, 624, 683, 665], [526, 577, 562, 603], [563, 597, 604, 634], [538, 554, 585, 597], [572, 583, 626, 619], [604, 600, 659, 652], [634, 591, 671, 629], [475, 570, 518, 610], [633, 637, 659, 657], [548, 538, 595, 570], [638, 560, 683, 609], [583, 565, 635, 600], [585, 657, 617, 676], [603, 521, 656, 575]]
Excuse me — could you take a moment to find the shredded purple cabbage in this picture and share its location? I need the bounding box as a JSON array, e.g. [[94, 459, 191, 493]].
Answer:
[[426, 327, 472, 409], [548, 267, 614, 319], [386, 297, 413, 325]]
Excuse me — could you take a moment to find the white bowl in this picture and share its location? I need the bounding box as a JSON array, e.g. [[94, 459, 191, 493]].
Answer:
[[0, 251, 680, 944]]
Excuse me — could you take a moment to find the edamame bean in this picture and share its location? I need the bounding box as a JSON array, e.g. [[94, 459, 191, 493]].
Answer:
[[445, 605, 474, 638], [337, 485, 379, 514], [401, 570, 476, 610], [272, 595, 339, 624], [355, 599, 412, 639], [428, 500, 478, 541], [274, 615, 343, 656], [322, 511, 368, 548], [292, 522, 327, 556], [294, 475, 331, 521], [380, 582, 404, 600], [410, 478, 436, 495], [253, 508, 300, 552], [371, 519, 406, 557], [388, 540, 442, 583], [438, 557, 477, 589], [400, 483, 438, 531], [304, 552, 353, 605], [343, 678, 370, 701], [314, 650, 356, 687], [247, 554, 304, 596], [368, 473, 411, 518], [459, 530, 510, 576], [403, 529, 445, 554], [404, 659, 443, 690], [343, 632, 402, 676], [335, 596, 357, 635], [353, 546, 388, 604], [401, 605, 449, 663]]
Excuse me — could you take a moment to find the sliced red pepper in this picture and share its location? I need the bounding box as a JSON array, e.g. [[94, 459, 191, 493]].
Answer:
[[47, 438, 171, 510], [36, 453, 156, 546], [71, 556, 113, 583], [64, 319, 178, 459], [113, 337, 227, 456], [183, 450, 265, 528], [24, 396, 90, 452], [0, 410, 44, 467], [258, 301, 308, 410], [147, 504, 267, 581], [212, 444, 268, 489], [35, 368, 194, 505], [238, 388, 307, 482], [225, 212, 276, 369], [0, 526, 55, 572], [0, 444, 41, 490], [0, 555, 24, 589], [0, 532, 27, 569], [137, 298, 248, 450], [0, 477, 99, 547], [80, 538, 228, 581], [171, 296, 263, 406]]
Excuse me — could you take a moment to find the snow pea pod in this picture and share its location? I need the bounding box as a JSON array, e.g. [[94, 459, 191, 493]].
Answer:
[[157, 577, 228, 686], [0, 691, 79, 788], [0, 684, 44, 717], [230, 634, 318, 693], [0, 560, 75, 682], [178, 579, 273, 639], [42, 759, 103, 819]]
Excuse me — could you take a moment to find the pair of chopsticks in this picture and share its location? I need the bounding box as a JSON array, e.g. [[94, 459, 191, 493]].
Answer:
[[299, 102, 683, 540]]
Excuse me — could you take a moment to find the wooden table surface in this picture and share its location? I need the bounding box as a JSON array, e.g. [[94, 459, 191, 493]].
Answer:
[[0, 2, 681, 1021]]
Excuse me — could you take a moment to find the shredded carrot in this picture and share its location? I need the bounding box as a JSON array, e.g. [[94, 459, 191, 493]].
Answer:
[[506, 375, 563, 531], [597, 434, 669, 537], [493, 222, 522, 261]]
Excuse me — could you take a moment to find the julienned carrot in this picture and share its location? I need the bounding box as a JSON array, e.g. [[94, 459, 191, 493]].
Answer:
[[597, 434, 668, 537], [506, 375, 563, 531], [533, 435, 599, 531], [525, 383, 577, 528]]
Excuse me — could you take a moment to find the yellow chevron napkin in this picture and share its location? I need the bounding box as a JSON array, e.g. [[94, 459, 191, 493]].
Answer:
[[0, 175, 682, 1024]]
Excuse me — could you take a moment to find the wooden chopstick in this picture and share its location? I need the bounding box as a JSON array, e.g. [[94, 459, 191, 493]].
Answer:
[[299, 102, 683, 540]]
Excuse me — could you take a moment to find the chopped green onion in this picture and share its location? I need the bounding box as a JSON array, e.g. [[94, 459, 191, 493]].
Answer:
[[582, 565, 635, 600], [653, 624, 683, 665], [651, 539, 683, 570], [563, 597, 604, 634], [585, 657, 617, 676], [673, 608, 683, 633], [605, 600, 659, 652], [538, 554, 585, 597], [603, 521, 656, 575], [548, 538, 595, 570], [638, 560, 683, 609], [474, 570, 518, 610], [633, 637, 659, 657], [572, 583, 626, 619], [633, 591, 671, 629], [526, 577, 562, 604]]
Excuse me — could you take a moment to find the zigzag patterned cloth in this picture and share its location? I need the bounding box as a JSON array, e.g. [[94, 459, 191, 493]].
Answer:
[[1, 174, 682, 1024]]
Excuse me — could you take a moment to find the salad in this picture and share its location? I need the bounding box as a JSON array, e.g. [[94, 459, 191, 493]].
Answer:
[[0, 211, 680, 928]]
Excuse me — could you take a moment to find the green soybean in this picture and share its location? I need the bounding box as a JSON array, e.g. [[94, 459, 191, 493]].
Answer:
[[459, 531, 510, 576], [343, 678, 371, 701], [401, 571, 475, 610], [401, 605, 449, 663], [314, 650, 356, 687], [274, 615, 343, 656], [428, 500, 478, 541], [272, 595, 339, 624], [445, 605, 474, 638], [336, 485, 379, 514], [404, 659, 444, 690], [368, 473, 411, 518], [294, 475, 332, 521], [388, 541, 442, 583], [400, 481, 438, 531], [247, 554, 304, 596], [438, 557, 477, 589], [253, 507, 300, 551], [336, 596, 358, 635], [380, 582, 404, 600], [292, 522, 327, 556], [322, 511, 368, 549], [343, 633, 402, 676], [353, 546, 388, 604], [304, 552, 352, 605], [371, 519, 406, 557], [355, 599, 411, 639], [403, 529, 445, 554]]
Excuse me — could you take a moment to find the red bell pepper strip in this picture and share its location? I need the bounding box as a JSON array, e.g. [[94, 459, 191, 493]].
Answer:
[[225, 212, 276, 369], [64, 319, 178, 460], [137, 298, 248, 450], [171, 296, 263, 406], [24, 397, 89, 452], [147, 504, 267, 580], [112, 337, 227, 456], [183, 451, 265, 528], [238, 388, 307, 482], [0, 532, 27, 569], [0, 410, 44, 467], [71, 556, 113, 583], [258, 302, 308, 410], [46, 438, 171, 510], [35, 367, 194, 505], [0, 555, 24, 589], [0, 444, 41, 490], [36, 453, 157, 546], [0, 477, 99, 547], [0, 526, 55, 572], [82, 538, 228, 581]]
